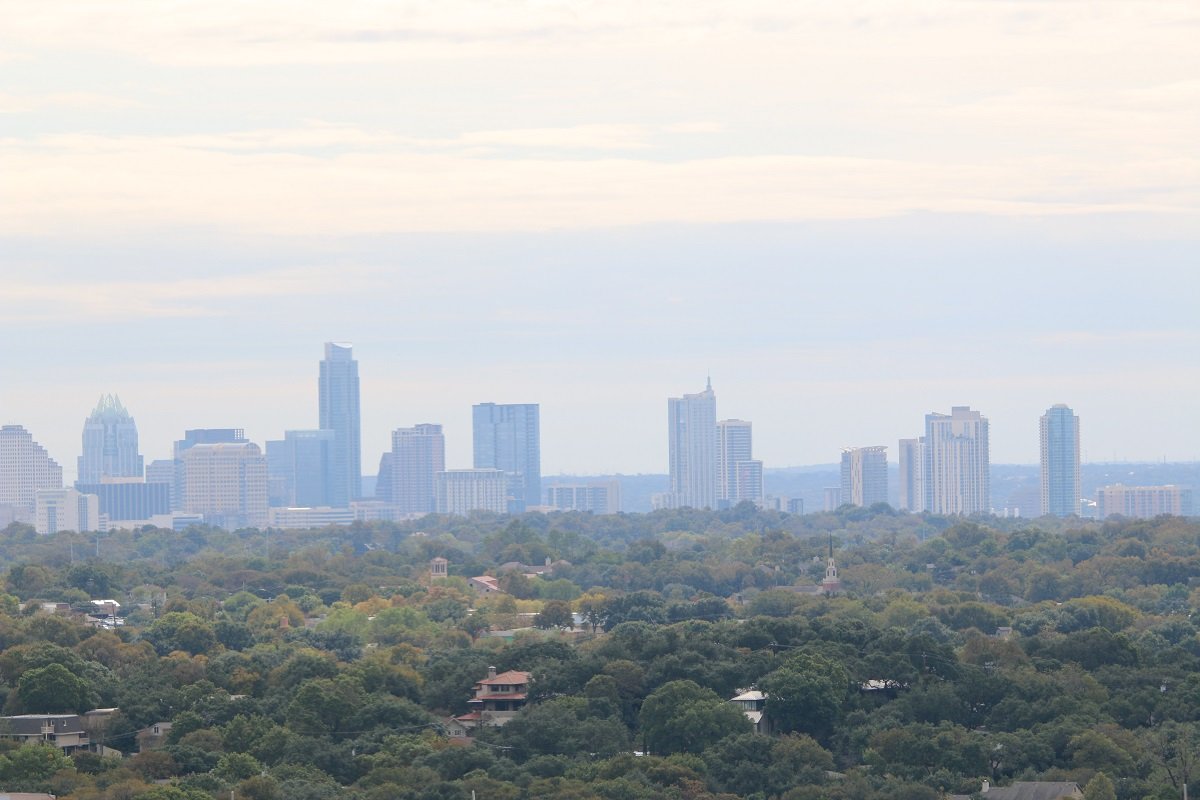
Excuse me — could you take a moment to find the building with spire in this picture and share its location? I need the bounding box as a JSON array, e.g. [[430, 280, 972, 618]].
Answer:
[[665, 379, 718, 509], [78, 395, 143, 484], [821, 534, 842, 595]]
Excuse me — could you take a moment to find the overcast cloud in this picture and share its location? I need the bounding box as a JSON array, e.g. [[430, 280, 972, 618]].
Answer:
[[1, 1, 1197, 477]]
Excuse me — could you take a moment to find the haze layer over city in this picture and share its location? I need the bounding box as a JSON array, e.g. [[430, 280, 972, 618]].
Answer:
[[2, 3, 1198, 478]]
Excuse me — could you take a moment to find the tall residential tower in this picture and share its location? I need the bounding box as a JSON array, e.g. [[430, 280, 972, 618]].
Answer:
[[472, 403, 540, 512], [319, 342, 361, 506], [717, 419, 762, 505], [1040, 404, 1080, 517], [667, 379, 718, 509], [840, 446, 889, 508], [924, 406, 990, 516], [897, 437, 926, 512], [391, 424, 445, 515]]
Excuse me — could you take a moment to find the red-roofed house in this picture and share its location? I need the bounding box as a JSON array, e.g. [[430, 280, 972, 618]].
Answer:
[[454, 666, 531, 730]]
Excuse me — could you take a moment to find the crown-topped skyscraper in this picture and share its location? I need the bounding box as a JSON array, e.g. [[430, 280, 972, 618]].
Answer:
[[78, 394, 143, 484]]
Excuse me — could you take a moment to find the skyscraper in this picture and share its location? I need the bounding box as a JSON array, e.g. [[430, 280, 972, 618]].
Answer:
[[0, 425, 63, 523], [472, 403, 540, 512], [319, 342, 361, 506], [897, 437, 926, 512], [924, 406, 990, 515], [180, 442, 269, 529], [78, 394, 143, 484], [1040, 404, 1080, 518], [266, 429, 338, 508], [668, 380, 717, 509], [167, 428, 248, 512], [391, 424, 445, 515], [717, 419, 756, 506], [840, 446, 889, 508]]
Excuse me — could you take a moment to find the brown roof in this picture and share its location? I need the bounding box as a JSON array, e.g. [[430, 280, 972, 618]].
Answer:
[[477, 670, 531, 686]]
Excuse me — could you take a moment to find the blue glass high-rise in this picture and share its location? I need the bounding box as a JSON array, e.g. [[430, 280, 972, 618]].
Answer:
[[1040, 404, 1080, 517], [472, 403, 540, 513], [319, 343, 361, 507]]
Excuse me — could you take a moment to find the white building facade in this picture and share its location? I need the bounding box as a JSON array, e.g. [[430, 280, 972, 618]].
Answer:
[[436, 469, 508, 515], [0, 425, 63, 523], [667, 380, 718, 509], [924, 407, 990, 515], [35, 488, 100, 535]]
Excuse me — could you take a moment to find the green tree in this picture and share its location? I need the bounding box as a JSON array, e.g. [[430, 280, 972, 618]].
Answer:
[[638, 679, 750, 754], [215, 752, 264, 782], [0, 743, 75, 791], [496, 696, 629, 759], [760, 652, 849, 739], [534, 600, 574, 629], [16, 662, 95, 712], [1082, 771, 1117, 800], [143, 612, 218, 655]]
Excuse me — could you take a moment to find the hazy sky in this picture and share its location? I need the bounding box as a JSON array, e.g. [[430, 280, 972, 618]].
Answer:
[[2, 2, 1198, 479]]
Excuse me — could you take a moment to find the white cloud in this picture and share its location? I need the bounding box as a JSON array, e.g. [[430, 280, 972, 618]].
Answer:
[[0, 267, 382, 320], [0, 91, 138, 114], [1, 126, 1195, 236]]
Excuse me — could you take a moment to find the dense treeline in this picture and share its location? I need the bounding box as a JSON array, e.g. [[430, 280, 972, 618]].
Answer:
[[0, 507, 1197, 799]]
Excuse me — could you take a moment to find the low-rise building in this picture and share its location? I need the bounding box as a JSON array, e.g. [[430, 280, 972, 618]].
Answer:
[[454, 667, 531, 731], [729, 689, 772, 734], [0, 714, 92, 754], [468, 576, 502, 594]]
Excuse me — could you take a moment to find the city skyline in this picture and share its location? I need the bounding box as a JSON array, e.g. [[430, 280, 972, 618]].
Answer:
[[0, 374, 1196, 486]]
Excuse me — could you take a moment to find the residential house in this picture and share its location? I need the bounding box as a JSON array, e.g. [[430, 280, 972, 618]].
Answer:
[[468, 576, 502, 595], [730, 689, 773, 734], [454, 666, 531, 731], [437, 716, 469, 738], [0, 714, 92, 754], [137, 721, 173, 752]]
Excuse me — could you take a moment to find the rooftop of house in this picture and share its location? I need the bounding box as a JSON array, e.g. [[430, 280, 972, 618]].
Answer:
[[0, 714, 86, 735], [477, 670, 531, 686], [947, 781, 1082, 800]]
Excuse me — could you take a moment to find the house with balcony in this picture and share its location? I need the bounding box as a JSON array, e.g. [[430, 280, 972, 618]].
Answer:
[[0, 714, 92, 754], [454, 666, 531, 731]]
